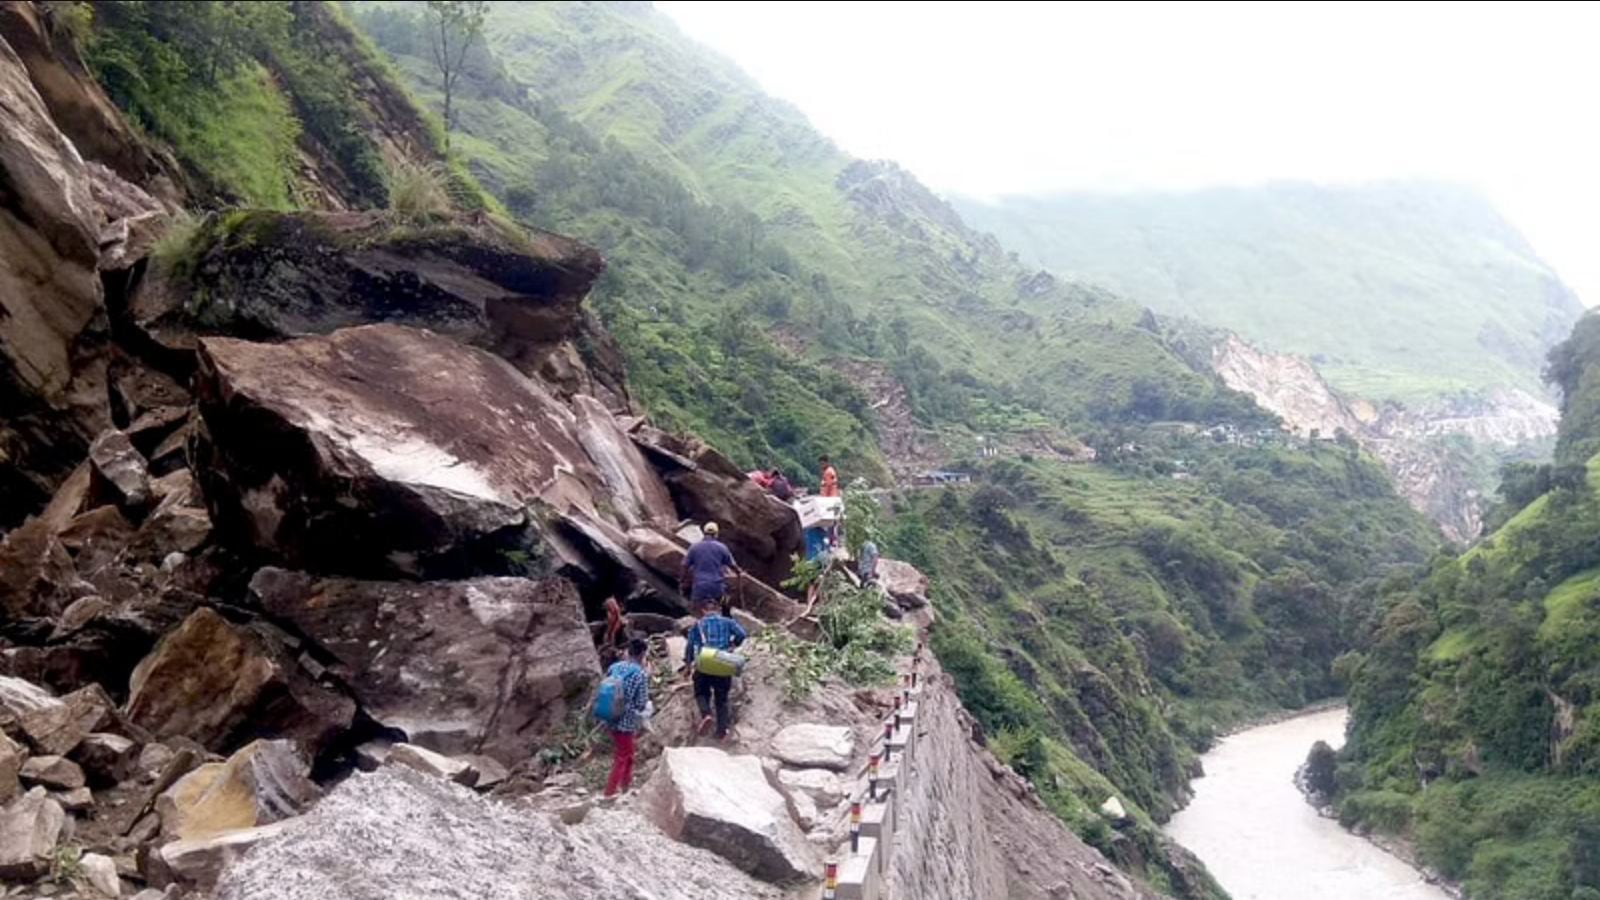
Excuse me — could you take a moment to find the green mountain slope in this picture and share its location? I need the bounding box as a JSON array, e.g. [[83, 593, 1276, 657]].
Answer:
[[1335, 313, 1600, 899], [953, 183, 1584, 403]]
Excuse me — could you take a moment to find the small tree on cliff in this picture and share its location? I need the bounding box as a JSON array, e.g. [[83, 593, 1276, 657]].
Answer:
[[423, 0, 488, 150]]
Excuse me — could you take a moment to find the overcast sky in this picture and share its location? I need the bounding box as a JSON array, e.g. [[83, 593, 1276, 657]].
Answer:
[[658, 1, 1600, 305]]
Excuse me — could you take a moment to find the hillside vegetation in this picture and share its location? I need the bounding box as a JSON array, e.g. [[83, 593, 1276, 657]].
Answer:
[[954, 183, 1584, 404], [1334, 312, 1600, 899]]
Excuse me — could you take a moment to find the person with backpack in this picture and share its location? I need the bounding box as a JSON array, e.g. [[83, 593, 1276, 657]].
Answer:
[[596, 638, 651, 797], [684, 597, 747, 741]]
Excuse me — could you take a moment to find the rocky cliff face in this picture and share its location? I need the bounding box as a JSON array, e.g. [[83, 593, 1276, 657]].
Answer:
[[1214, 335, 1557, 542]]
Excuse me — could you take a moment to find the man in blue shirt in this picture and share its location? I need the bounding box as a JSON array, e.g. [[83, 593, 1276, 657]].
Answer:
[[603, 638, 651, 797], [680, 521, 741, 604], [684, 597, 747, 740]]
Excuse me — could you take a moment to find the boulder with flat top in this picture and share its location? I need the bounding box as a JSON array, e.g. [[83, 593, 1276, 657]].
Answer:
[[647, 747, 818, 884], [190, 323, 639, 579], [769, 724, 857, 772]]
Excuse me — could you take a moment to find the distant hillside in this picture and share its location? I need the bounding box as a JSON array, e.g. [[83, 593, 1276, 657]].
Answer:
[[1333, 311, 1600, 899], [953, 183, 1584, 404]]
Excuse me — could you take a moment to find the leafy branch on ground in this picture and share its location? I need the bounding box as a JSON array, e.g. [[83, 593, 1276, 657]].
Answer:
[[759, 570, 911, 701]]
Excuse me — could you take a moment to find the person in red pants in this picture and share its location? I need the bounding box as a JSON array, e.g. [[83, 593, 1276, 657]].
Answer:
[[604, 638, 651, 797]]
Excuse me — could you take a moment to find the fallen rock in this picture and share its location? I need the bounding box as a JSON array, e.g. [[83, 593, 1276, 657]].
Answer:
[[775, 768, 847, 807], [74, 732, 140, 786], [460, 755, 509, 790], [0, 732, 21, 803], [82, 851, 121, 896], [877, 558, 930, 608], [0, 787, 66, 879], [136, 742, 174, 780], [353, 740, 392, 772], [0, 28, 111, 527], [769, 724, 856, 772], [572, 393, 676, 528], [626, 526, 688, 583], [129, 479, 211, 561], [53, 785, 93, 812], [250, 568, 597, 762], [633, 428, 803, 589], [51, 594, 114, 638], [155, 740, 317, 842], [0, 518, 81, 618], [156, 821, 293, 893], [1100, 795, 1129, 823], [386, 743, 477, 786], [88, 429, 151, 511], [190, 322, 641, 579], [647, 747, 819, 884], [211, 767, 789, 900], [125, 608, 354, 755], [20, 754, 85, 790], [57, 505, 136, 576], [17, 682, 115, 756], [129, 210, 604, 368]]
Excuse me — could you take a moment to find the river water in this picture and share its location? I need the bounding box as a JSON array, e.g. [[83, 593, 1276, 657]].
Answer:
[[1164, 706, 1449, 900]]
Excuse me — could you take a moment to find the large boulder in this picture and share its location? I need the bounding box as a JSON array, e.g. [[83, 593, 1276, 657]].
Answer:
[[647, 747, 818, 884], [19, 754, 84, 790], [153, 821, 294, 894], [0, 516, 83, 619], [632, 427, 803, 589], [127, 210, 624, 399], [72, 732, 139, 786], [0, 29, 109, 525], [0, 787, 65, 880], [768, 724, 857, 772], [125, 607, 354, 755], [572, 394, 676, 529], [0, 676, 113, 756], [877, 558, 930, 608], [191, 323, 635, 579], [249, 568, 598, 763], [156, 739, 318, 841]]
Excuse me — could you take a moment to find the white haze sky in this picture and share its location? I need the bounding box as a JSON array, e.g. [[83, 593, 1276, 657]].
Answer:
[[658, 1, 1600, 305]]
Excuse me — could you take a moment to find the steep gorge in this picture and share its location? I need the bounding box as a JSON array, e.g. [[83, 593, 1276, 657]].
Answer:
[[1214, 334, 1556, 542]]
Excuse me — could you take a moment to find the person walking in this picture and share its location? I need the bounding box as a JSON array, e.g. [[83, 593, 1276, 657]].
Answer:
[[684, 597, 747, 740], [603, 638, 651, 797], [819, 455, 840, 497], [680, 522, 740, 606]]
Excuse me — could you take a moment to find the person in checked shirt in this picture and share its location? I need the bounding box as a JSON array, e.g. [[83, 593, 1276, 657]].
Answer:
[[603, 638, 651, 797]]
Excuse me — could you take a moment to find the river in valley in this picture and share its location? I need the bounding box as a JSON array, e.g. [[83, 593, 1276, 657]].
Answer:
[[1164, 706, 1449, 900]]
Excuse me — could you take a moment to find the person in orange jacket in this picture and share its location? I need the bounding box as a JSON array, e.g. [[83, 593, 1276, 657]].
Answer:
[[819, 454, 840, 497]]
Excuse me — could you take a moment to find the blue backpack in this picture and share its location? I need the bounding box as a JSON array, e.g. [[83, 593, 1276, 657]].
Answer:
[[592, 673, 624, 724]]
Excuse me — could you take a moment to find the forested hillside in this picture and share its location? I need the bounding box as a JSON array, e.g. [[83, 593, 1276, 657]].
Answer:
[[343, 4, 1445, 895], [954, 183, 1584, 404], [1333, 312, 1600, 899]]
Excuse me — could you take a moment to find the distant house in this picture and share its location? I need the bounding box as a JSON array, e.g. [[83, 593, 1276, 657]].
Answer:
[[916, 470, 972, 486]]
